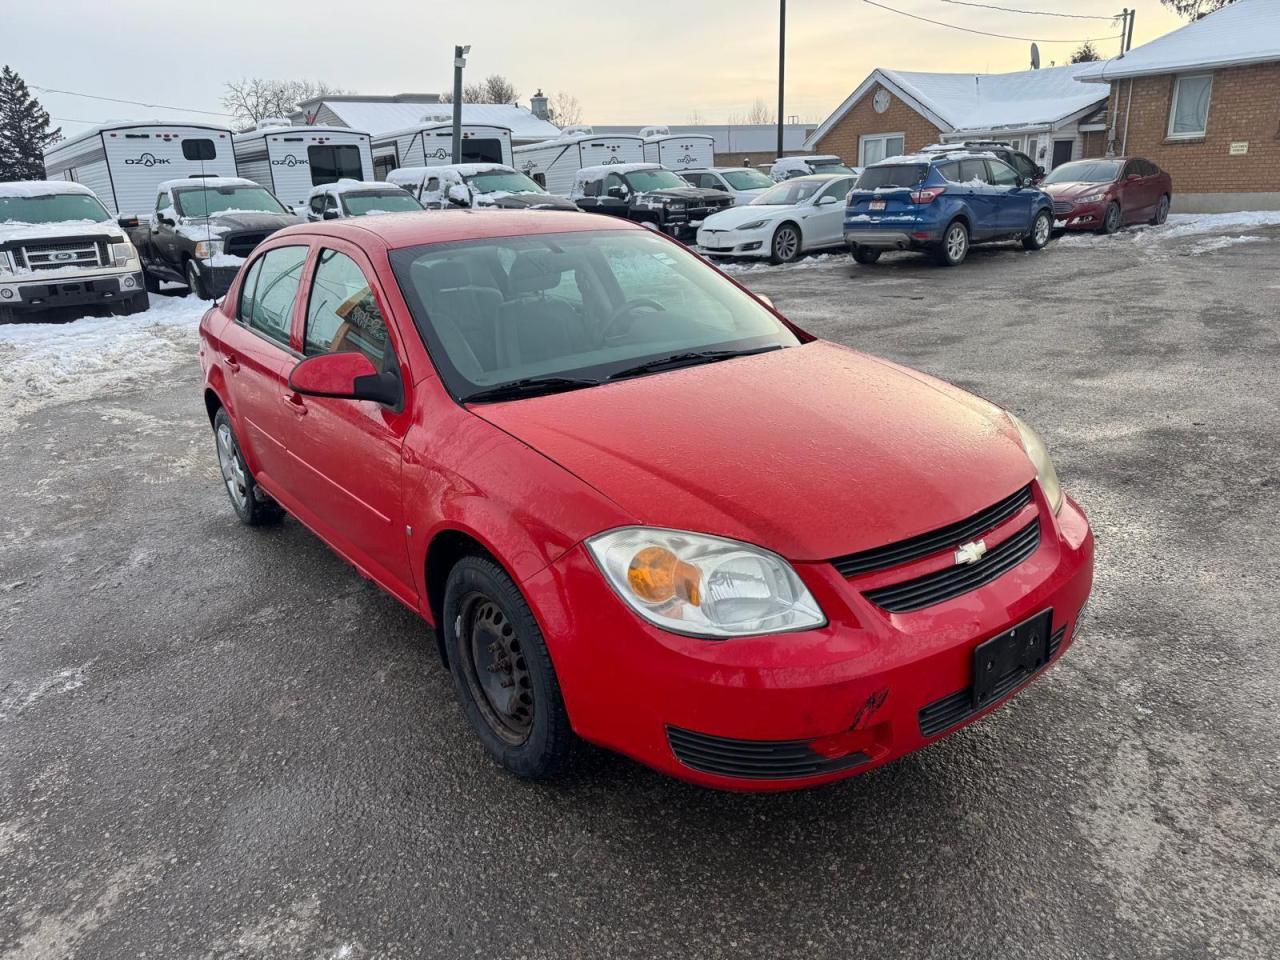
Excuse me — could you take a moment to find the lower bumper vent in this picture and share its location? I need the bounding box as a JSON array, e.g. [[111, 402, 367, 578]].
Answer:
[[667, 726, 869, 780]]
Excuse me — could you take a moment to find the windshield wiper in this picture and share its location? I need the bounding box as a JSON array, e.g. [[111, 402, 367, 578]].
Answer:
[[606, 344, 784, 382], [462, 375, 601, 404]]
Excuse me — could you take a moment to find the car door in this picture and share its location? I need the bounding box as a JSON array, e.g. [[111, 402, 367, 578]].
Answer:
[[1117, 160, 1147, 222], [150, 190, 183, 279], [217, 244, 311, 491], [281, 242, 415, 597], [1130, 159, 1159, 222], [958, 158, 998, 238], [986, 159, 1034, 234], [806, 177, 856, 248]]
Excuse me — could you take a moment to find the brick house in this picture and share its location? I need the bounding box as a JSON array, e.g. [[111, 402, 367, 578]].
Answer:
[[803, 64, 1110, 173], [1075, 0, 1280, 212]]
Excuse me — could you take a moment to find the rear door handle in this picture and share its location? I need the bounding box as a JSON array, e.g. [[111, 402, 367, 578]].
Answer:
[[282, 393, 308, 416], [223, 354, 240, 371]]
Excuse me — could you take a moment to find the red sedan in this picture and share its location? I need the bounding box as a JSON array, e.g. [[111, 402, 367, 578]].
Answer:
[[1043, 157, 1173, 233], [199, 211, 1093, 791]]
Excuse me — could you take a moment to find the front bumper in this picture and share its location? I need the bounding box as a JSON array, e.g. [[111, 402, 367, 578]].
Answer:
[[695, 224, 771, 258], [1051, 200, 1106, 229], [522, 491, 1094, 791], [0, 270, 145, 311]]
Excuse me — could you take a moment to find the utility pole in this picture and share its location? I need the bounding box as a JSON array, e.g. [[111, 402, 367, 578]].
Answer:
[[452, 44, 470, 163], [1125, 9, 1136, 53], [776, 0, 786, 161]]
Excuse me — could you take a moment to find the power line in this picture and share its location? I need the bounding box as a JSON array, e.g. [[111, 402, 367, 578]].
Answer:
[[32, 84, 235, 118], [939, 0, 1120, 20], [862, 0, 1123, 42]]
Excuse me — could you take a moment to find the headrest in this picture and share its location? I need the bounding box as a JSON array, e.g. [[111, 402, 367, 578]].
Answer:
[[508, 250, 569, 295]]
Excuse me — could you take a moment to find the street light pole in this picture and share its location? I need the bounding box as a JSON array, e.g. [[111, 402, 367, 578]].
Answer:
[[452, 44, 470, 163], [776, 0, 786, 161]]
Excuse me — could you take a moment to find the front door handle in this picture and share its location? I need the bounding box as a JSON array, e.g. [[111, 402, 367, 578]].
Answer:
[[282, 394, 308, 416], [223, 354, 240, 371]]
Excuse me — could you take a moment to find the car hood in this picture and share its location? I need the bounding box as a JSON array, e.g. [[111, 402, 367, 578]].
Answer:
[[638, 187, 727, 203], [699, 204, 790, 230], [472, 341, 1035, 560], [476, 192, 579, 211], [0, 219, 126, 244], [1044, 181, 1114, 199]]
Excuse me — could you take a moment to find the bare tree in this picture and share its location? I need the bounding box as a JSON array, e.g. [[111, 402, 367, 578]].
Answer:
[[1160, 0, 1233, 18], [440, 74, 520, 105], [687, 108, 704, 125], [549, 92, 582, 126], [1070, 41, 1102, 63], [222, 78, 348, 128], [744, 97, 773, 125]]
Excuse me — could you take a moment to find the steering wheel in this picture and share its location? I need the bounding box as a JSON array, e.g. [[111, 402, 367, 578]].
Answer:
[[602, 297, 666, 342]]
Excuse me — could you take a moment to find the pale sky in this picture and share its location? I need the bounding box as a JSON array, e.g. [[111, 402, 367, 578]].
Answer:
[[6, 0, 1188, 137]]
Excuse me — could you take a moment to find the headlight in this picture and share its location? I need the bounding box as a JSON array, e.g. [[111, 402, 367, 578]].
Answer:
[[193, 239, 223, 259], [110, 240, 138, 266], [1076, 193, 1105, 204], [1008, 413, 1064, 514], [668, 202, 687, 211], [587, 527, 826, 638], [0, 251, 13, 277], [737, 219, 769, 230]]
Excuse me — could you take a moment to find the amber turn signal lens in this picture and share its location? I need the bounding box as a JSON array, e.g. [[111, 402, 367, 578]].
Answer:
[[627, 546, 702, 607]]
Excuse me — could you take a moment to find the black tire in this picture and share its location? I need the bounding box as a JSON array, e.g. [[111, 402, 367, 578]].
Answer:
[[111, 291, 151, 316], [1099, 202, 1122, 235], [143, 271, 162, 294], [186, 258, 212, 300], [212, 408, 283, 526], [769, 223, 803, 264], [1150, 194, 1170, 226], [932, 220, 969, 267], [1022, 210, 1053, 251], [851, 247, 881, 265], [443, 555, 573, 780], [0, 304, 14, 324]]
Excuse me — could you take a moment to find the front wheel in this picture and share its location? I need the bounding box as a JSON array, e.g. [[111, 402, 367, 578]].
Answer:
[[851, 247, 881, 265], [212, 408, 283, 526], [1150, 194, 1170, 226], [770, 223, 802, 264], [186, 259, 212, 300], [1022, 210, 1053, 251], [1099, 202, 1122, 235], [933, 220, 969, 267], [444, 556, 573, 779]]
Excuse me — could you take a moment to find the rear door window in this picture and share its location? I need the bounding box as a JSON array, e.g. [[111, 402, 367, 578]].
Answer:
[[959, 159, 988, 184]]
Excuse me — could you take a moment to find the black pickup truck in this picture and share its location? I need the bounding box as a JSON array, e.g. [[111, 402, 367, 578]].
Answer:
[[126, 177, 299, 299], [570, 164, 733, 241]]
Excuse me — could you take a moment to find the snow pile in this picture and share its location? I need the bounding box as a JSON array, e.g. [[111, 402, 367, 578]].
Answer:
[[0, 296, 206, 431], [707, 252, 848, 274], [1188, 235, 1269, 255], [1056, 211, 1280, 252]]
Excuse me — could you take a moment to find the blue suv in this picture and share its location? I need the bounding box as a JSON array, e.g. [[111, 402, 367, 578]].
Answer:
[[843, 151, 1055, 267]]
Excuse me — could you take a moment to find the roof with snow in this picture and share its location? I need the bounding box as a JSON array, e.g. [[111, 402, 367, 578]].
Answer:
[[589, 124, 811, 155], [576, 163, 661, 178], [805, 63, 1109, 148], [160, 177, 258, 192], [234, 125, 370, 141], [45, 120, 235, 155], [0, 180, 97, 198], [309, 180, 411, 199], [1076, 0, 1280, 82], [294, 99, 560, 141]]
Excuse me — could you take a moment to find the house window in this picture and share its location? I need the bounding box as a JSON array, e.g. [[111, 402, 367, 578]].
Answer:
[[859, 133, 905, 166], [1168, 74, 1213, 139]]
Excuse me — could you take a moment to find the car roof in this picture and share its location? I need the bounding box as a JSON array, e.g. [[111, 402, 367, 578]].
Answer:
[[786, 173, 855, 182], [269, 209, 644, 251]]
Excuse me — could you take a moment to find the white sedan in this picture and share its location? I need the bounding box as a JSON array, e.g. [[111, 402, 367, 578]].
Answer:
[[695, 173, 860, 264]]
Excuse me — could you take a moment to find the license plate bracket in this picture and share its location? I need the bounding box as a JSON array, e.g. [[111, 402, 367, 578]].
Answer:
[[971, 610, 1052, 709], [869, 200, 887, 211]]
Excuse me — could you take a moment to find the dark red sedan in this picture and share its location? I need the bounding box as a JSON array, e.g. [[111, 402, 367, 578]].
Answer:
[[199, 211, 1093, 791], [1043, 157, 1173, 233]]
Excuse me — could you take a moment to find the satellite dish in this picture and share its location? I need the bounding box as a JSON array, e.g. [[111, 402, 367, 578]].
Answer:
[[1030, 43, 1041, 70]]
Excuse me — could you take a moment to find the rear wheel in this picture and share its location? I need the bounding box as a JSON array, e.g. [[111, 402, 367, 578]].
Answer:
[[933, 220, 969, 267], [443, 555, 573, 779], [1100, 202, 1122, 235], [1150, 194, 1170, 226], [851, 247, 881, 265], [770, 223, 802, 264], [212, 408, 283, 526], [186, 258, 212, 300], [1022, 210, 1053, 251]]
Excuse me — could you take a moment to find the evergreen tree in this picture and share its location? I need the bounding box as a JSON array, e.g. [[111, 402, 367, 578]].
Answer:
[[0, 66, 60, 181], [1160, 0, 1234, 19], [1071, 41, 1102, 64]]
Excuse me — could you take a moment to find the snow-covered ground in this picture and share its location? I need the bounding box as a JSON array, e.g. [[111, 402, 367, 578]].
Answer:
[[1055, 210, 1280, 252], [0, 295, 206, 432]]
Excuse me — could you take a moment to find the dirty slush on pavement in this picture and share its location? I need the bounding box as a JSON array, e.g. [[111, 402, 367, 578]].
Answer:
[[2, 222, 1280, 959]]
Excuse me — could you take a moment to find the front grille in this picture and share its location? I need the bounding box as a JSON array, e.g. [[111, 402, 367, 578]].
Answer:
[[864, 518, 1042, 613], [223, 231, 271, 258], [667, 726, 869, 780], [19, 239, 106, 270], [918, 624, 1066, 736], [1052, 200, 1073, 215], [832, 485, 1033, 578]]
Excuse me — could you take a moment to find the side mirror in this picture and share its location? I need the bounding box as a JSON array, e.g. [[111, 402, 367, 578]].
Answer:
[[322, 209, 340, 220], [606, 186, 626, 200], [117, 216, 139, 229], [1035, 165, 1045, 179], [159, 215, 175, 227], [288, 352, 402, 407], [817, 195, 839, 205], [446, 184, 472, 208]]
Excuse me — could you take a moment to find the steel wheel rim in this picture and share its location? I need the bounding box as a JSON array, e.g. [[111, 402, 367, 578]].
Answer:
[[776, 228, 798, 260], [215, 423, 248, 510], [1034, 215, 1050, 245], [457, 593, 533, 744], [947, 225, 966, 261]]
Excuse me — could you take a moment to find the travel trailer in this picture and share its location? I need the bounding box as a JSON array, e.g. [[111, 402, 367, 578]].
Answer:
[[233, 121, 374, 211], [641, 134, 716, 171], [511, 133, 645, 195], [371, 122, 514, 180], [42, 121, 237, 218]]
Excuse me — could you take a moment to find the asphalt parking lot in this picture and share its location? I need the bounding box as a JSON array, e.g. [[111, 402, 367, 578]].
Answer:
[[2, 222, 1278, 959]]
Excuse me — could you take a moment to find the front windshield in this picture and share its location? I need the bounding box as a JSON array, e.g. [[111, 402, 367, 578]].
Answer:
[[1044, 160, 1121, 184], [389, 230, 800, 399], [341, 192, 423, 216], [751, 180, 823, 205], [722, 169, 774, 191], [465, 170, 546, 195], [0, 193, 111, 224], [174, 185, 286, 218], [809, 161, 857, 175], [623, 169, 688, 192]]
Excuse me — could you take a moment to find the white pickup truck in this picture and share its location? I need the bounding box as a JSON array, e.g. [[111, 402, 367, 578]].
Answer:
[[0, 181, 147, 322]]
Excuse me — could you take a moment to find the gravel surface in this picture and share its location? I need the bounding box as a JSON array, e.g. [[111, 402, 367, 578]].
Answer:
[[2, 223, 1278, 959]]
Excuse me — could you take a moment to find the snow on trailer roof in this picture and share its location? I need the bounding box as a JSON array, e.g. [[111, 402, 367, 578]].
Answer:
[[309, 101, 559, 140], [0, 180, 97, 198], [45, 120, 235, 154], [234, 125, 371, 140], [1075, 0, 1280, 82], [159, 176, 259, 192]]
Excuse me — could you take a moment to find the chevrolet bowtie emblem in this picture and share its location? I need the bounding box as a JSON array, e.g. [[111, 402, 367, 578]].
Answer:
[[954, 540, 988, 565]]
